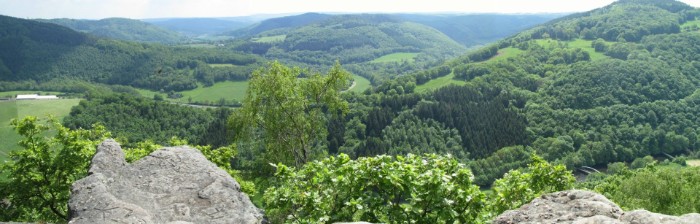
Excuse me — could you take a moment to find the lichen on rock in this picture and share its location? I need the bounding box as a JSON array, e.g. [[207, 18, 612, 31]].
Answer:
[[68, 139, 264, 224]]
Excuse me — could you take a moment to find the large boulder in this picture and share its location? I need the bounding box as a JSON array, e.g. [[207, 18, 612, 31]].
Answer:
[[493, 190, 700, 224], [68, 139, 264, 224]]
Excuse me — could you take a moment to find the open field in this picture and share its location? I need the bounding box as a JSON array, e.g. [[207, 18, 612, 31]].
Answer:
[[0, 91, 63, 98], [349, 75, 371, 93], [535, 39, 608, 61], [252, 35, 286, 43], [681, 19, 700, 32], [483, 47, 524, 63], [171, 81, 249, 104], [415, 72, 466, 93], [371, 52, 419, 63], [209, 63, 237, 68], [687, 159, 700, 167], [0, 99, 81, 161]]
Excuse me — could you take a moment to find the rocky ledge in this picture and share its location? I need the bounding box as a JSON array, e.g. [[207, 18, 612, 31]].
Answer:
[[68, 139, 264, 224], [493, 190, 700, 224]]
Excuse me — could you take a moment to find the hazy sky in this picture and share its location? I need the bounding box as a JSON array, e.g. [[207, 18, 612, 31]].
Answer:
[[2, 0, 700, 19]]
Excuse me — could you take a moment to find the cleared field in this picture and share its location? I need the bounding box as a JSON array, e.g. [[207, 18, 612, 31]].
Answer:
[[0, 91, 63, 98], [349, 75, 371, 93], [535, 39, 608, 61], [688, 159, 700, 167], [371, 52, 419, 63], [483, 47, 523, 63], [0, 99, 81, 161], [681, 19, 700, 32], [0, 101, 18, 161], [209, 63, 236, 68], [252, 35, 286, 43], [415, 72, 466, 93], [171, 81, 249, 104]]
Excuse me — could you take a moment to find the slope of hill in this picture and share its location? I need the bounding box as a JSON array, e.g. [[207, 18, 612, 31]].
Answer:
[[368, 0, 700, 185], [231, 14, 467, 82], [397, 13, 561, 46], [225, 12, 333, 37], [144, 17, 257, 37], [0, 15, 260, 92], [40, 18, 185, 43]]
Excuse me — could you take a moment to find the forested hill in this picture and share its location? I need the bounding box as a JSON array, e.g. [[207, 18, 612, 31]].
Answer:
[[143, 17, 258, 37], [0, 15, 260, 92], [224, 12, 332, 37], [39, 18, 185, 43], [231, 13, 468, 82], [364, 0, 700, 185], [396, 13, 560, 46]]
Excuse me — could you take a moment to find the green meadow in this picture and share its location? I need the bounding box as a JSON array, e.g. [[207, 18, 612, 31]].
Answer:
[[252, 35, 287, 43], [0, 98, 81, 161], [371, 52, 419, 63]]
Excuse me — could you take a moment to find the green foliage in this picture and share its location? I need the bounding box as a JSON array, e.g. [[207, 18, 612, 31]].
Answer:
[[0, 116, 109, 222], [263, 153, 485, 223], [231, 61, 351, 167], [0, 15, 259, 92], [263, 153, 574, 223], [488, 155, 575, 215], [63, 93, 232, 147], [595, 165, 700, 215]]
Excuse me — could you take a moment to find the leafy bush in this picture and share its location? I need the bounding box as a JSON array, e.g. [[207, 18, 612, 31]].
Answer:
[[263, 153, 575, 223], [263, 153, 485, 223]]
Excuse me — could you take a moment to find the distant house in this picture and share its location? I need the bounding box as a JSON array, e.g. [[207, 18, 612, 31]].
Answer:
[[16, 94, 59, 100]]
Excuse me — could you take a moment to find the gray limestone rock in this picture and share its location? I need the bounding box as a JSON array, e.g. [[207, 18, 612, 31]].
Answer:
[[68, 139, 264, 224], [493, 190, 700, 224]]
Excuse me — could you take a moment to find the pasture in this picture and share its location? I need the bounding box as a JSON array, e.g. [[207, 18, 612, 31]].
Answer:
[[371, 52, 419, 63], [415, 72, 466, 93], [0, 98, 81, 161], [349, 75, 371, 93], [252, 35, 286, 43], [170, 81, 249, 104]]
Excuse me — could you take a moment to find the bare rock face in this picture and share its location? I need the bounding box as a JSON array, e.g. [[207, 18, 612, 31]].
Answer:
[[68, 139, 264, 224], [493, 190, 700, 224]]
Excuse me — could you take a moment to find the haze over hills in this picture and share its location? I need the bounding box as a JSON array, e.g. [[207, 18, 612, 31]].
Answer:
[[39, 17, 186, 43], [396, 13, 562, 46], [143, 17, 261, 37]]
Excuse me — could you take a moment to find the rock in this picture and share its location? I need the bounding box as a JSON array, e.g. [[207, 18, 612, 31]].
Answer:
[[68, 139, 264, 224], [493, 190, 700, 224]]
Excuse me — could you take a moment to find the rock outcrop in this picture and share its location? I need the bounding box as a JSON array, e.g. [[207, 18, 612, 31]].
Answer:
[[68, 139, 264, 224], [493, 190, 700, 224]]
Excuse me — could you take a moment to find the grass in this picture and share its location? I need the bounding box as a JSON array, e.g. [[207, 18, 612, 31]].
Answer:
[[687, 159, 700, 167], [171, 81, 249, 104], [0, 91, 63, 99], [535, 38, 608, 61], [371, 53, 419, 63], [349, 75, 371, 93], [0, 99, 81, 161], [681, 19, 700, 32], [252, 35, 286, 43], [482, 47, 524, 63], [567, 39, 608, 61], [415, 72, 466, 93], [209, 63, 237, 68]]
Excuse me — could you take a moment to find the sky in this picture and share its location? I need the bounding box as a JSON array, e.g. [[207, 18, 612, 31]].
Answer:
[[1, 0, 700, 20]]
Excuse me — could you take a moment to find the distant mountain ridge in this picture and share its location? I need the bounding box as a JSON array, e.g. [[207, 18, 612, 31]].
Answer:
[[143, 18, 255, 37], [228, 12, 560, 47], [225, 13, 333, 37], [39, 17, 185, 43]]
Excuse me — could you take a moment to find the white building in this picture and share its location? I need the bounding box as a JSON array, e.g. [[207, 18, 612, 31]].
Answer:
[[16, 94, 59, 100]]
